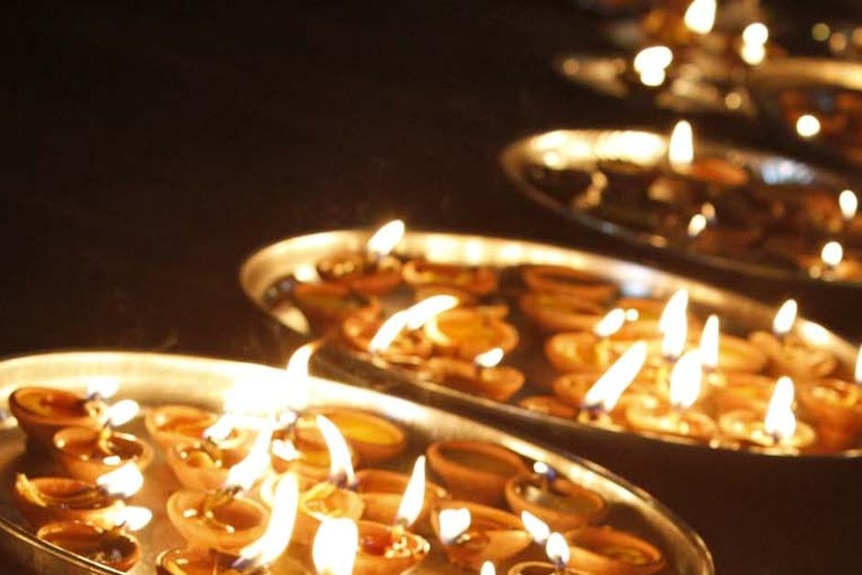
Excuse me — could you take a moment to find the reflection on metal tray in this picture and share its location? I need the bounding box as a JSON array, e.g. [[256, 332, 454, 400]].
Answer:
[[500, 129, 862, 286], [0, 352, 712, 575], [239, 230, 859, 459]]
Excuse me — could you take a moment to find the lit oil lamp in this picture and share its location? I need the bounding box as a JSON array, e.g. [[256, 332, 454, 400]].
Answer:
[[283, 280, 382, 333], [293, 414, 365, 546], [297, 407, 406, 465], [695, 313, 768, 378], [749, 299, 838, 380], [355, 467, 448, 527], [145, 404, 253, 452], [37, 506, 151, 572], [563, 526, 666, 575], [423, 306, 519, 361], [426, 440, 529, 506], [402, 258, 498, 296], [432, 502, 532, 570], [316, 219, 405, 295], [312, 517, 358, 575], [625, 350, 718, 443], [718, 376, 817, 453], [270, 414, 361, 483], [9, 382, 111, 449], [353, 456, 431, 575], [518, 291, 607, 333], [505, 462, 607, 533], [798, 345, 862, 450], [521, 264, 618, 302], [577, 342, 651, 428], [14, 463, 141, 529], [509, 532, 581, 575], [422, 347, 526, 402], [543, 309, 629, 374], [53, 399, 153, 483], [665, 120, 749, 188]]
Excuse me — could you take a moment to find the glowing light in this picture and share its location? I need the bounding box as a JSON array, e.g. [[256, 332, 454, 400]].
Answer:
[[312, 518, 358, 575], [224, 420, 275, 492], [772, 299, 797, 337], [684, 0, 716, 35], [521, 511, 551, 544], [283, 341, 320, 412], [743, 23, 769, 45], [369, 295, 459, 353], [687, 213, 708, 238], [545, 532, 571, 568], [86, 376, 120, 401], [764, 377, 797, 442], [669, 121, 694, 170], [368, 311, 410, 354], [839, 189, 858, 221], [438, 508, 471, 544], [659, 289, 689, 360], [115, 506, 152, 532], [233, 474, 299, 570], [821, 241, 844, 269], [203, 413, 237, 443], [480, 562, 496, 575], [699, 315, 720, 371], [583, 342, 649, 412], [796, 115, 821, 138], [97, 463, 144, 499], [474, 347, 505, 369], [593, 308, 626, 338], [812, 23, 831, 42], [106, 400, 139, 428], [669, 350, 703, 410], [633, 46, 673, 87], [395, 456, 426, 529], [317, 414, 356, 487], [366, 219, 405, 258]]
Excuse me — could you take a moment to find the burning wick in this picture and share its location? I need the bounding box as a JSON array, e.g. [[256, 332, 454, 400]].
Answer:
[[366, 219, 405, 265], [668, 121, 694, 172], [473, 347, 505, 379], [368, 295, 459, 356], [545, 532, 571, 574], [313, 517, 359, 575], [684, 0, 716, 36], [839, 189, 858, 228], [317, 414, 357, 490], [532, 461, 557, 493], [593, 308, 626, 367], [764, 377, 797, 446], [818, 241, 844, 277], [521, 510, 551, 546], [699, 315, 720, 380], [581, 342, 649, 420], [772, 299, 797, 345], [438, 507, 472, 546]]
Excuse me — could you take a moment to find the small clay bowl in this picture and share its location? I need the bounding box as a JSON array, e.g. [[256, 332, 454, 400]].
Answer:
[[355, 468, 448, 528], [749, 332, 838, 381], [316, 251, 403, 295], [563, 526, 666, 575], [293, 481, 365, 546], [144, 405, 252, 452], [53, 427, 154, 483], [521, 265, 618, 302], [166, 490, 269, 554], [544, 332, 628, 374], [165, 441, 249, 491], [402, 259, 498, 296], [424, 308, 519, 360], [505, 472, 607, 532], [624, 403, 718, 444], [37, 520, 141, 572], [426, 440, 529, 506], [798, 378, 862, 450], [301, 408, 407, 465], [421, 357, 526, 402], [353, 520, 430, 575], [289, 281, 382, 332], [9, 387, 105, 450], [13, 474, 123, 529], [340, 314, 434, 362], [518, 292, 606, 333]]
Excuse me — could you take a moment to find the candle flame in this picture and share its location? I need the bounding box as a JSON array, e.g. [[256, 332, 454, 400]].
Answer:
[[86, 376, 120, 401], [669, 350, 703, 410], [317, 414, 356, 487], [521, 510, 551, 545], [474, 347, 505, 369], [687, 213, 708, 238], [583, 341, 649, 412], [795, 115, 821, 138], [283, 341, 319, 412], [115, 506, 153, 532], [224, 419, 275, 492], [699, 315, 720, 371], [97, 463, 144, 499], [593, 308, 626, 338], [821, 241, 844, 268], [369, 295, 460, 353], [740, 23, 769, 65], [659, 289, 689, 359], [840, 189, 858, 221], [366, 219, 405, 258], [772, 299, 797, 337], [480, 561, 496, 575], [369, 311, 410, 354], [271, 438, 300, 462], [312, 517, 358, 575], [438, 507, 471, 544], [233, 474, 299, 570], [669, 121, 694, 170], [395, 456, 427, 529], [545, 532, 571, 568], [203, 413, 237, 443], [764, 376, 797, 442], [684, 0, 716, 35], [106, 399, 139, 428], [632, 46, 673, 86]]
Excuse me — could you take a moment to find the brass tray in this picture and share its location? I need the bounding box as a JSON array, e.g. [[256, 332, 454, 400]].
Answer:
[[500, 128, 862, 286], [0, 352, 712, 575], [239, 230, 859, 457]]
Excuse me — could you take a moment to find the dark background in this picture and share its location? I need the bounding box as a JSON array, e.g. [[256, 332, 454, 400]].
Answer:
[[2, 2, 862, 574]]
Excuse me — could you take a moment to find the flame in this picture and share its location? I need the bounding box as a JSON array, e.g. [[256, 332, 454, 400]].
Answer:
[[203, 413, 237, 443], [772, 299, 798, 337], [821, 241, 844, 269], [795, 115, 821, 138], [271, 438, 300, 462], [404, 295, 460, 330], [669, 350, 703, 410], [684, 0, 716, 35], [668, 121, 694, 170], [224, 420, 275, 492], [480, 562, 496, 575], [366, 219, 405, 258], [740, 23, 769, 65], [474, 347, 505, 369], [687, 213, 708, 238], [395, 456, 426, 529], [438, 508, 471, 544], [764, 376, 797, 442], [317, 414, 356, 487], [86, 376, 121, 401], [840, 189, 858, 221], [545, 532, 571, 567], [312, 518, 358, 575], [593, 308, 626, 338], [97, 463, 144, 498], [368, 311, 410, 354], [234, 474, 299, 570], [583, 341, 649, 412], [521, 511, 550, 544], [659, 289, 689, 359], [106, 399, 139, 428], [115, 506, 153, 532], [283, 342, 320, 412], [699, 315, 720, 371], [700, 202, 716, 222], [632, 46, 673, 87]]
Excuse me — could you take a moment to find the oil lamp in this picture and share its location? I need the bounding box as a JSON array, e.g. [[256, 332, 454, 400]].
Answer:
[[505, 462, 607, 533], [509, 532, 581, 575], [426, 440, 529, 506], [313, 517, 358, 575], [285, 280, 382, 333], [563, 526, 666, 575], [315, 219, 404, 295], [296, 408, 406, 465], [270, 414, 361, 483], [145, 405, 252, 452], [422, 347, 526, 402], [423, 306, 519, 360], [10, 384, 108, 449], [352, 456, 431, 575], [432, 502, 531, 570], [518, 291, 607, 333], [798, 344, 862, 450], [402, 258, 498, 296], [521, 264, 617, 302], [578, 342, 650, 427], [355, 467, 447, 527], [666, 120, 749, 188], [543, 310, 629, 375]]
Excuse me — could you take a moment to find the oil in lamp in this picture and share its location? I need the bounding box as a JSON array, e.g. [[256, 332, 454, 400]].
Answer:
[[521, 264, 617, 302], [426, 440, 529, 506], [718, 376, 817, 453], [352, 456, 431, 575], [432, 502, 531, 570], [312, 517, 358, 575], [423, 306, 519, 361], [509, 532, 581, 575], [505, 462, 607, 533], [422, 347, 526, 402], [53, 399, 154, 482], [563, 526, 666, 575], [798, 344, 862, 450], [665, 120, 749, 188], [315, 219, 404, 295], [518, 291, 607, 333], [577, 342, 650, 427]]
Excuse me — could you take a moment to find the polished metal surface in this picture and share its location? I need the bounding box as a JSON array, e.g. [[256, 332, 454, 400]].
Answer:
[[0, 352, 713, 575]]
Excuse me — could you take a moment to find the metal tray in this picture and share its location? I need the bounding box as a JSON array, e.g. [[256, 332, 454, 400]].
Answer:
[[239, 229, 859, 458], [0, 352, 712, 575], [500, 128, 862, 287]]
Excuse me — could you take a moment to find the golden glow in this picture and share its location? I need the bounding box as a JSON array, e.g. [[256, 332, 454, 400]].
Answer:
[[772, 299, 797, 337], [633, 46, 673, 86], [795, 115, 821, 138], [659, 289, 689, 359], [369, 295, 460, 353], [106, 399, 139, 428], [593, 308, 626, 338], [821, 241, 844, 269], [545, 532, 571, 567], [669, 121, 694, 170], [840, 189, 858, 221], [699, 315, 720, 371], [521, 510, 551, 544], [366, 219, 405, 258], [480, 561, 497, 575], [474, 347, 505, 369], [86, 376, 120, 400], [669, 350, 703, 410], [395, 456, 427, 529], [438, 508, 471, 544], [224, 420, 274, 492], [203, 413, 237, 443], [764, 376, 797, 442], [96, 463, 144, 499], [743, 23, 769, 45], [855, 344, 862, 385], [312, 518, 359, 575], [116, 506, 152, 532], [317, 414, 356, 487], [583, 341, 649, 412], [368, 311, 410, 354], [812, 22, 831, 42], [234, 474, 299, 569], [684, 0, 716, 35], [687, 213, 708, 238], [284, 341, 319, 413]]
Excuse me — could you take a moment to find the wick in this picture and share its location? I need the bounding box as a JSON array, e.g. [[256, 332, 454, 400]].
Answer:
[[579, 403, 605, 423]]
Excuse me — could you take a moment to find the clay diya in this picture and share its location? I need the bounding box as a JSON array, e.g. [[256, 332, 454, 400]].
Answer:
[[798, 350, 862, 449], [432, 501, 531, 570], [421, 348, 526, 402], [563, 526, 666, 575], [355, 468, 448, 527], [505, 464, 607, 532], [706, 372, 778, 413], [424, 307, 519, 360], [53, 426, 154, 483], [402, 258, 498, 296], [9, 386, 106, 449], [552, 370, 656, 424], [518, 291, 606, 333], [297, 408, 407, 465], [341, 314, 434, 366], [315, 220, 404, 295], [426, 440, 529, 506], [145, 405, 253, 451], [544, 332, 632, 375], [156, 549, 245, 575], [521, 265, 618, 302], [509, 532, 580, 575], [664, 120, 750, 189], [287, 281, 383, 332], [13, 474, 125, 529], [577, 343, 652, 429], [37, 520, 141, 572]]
